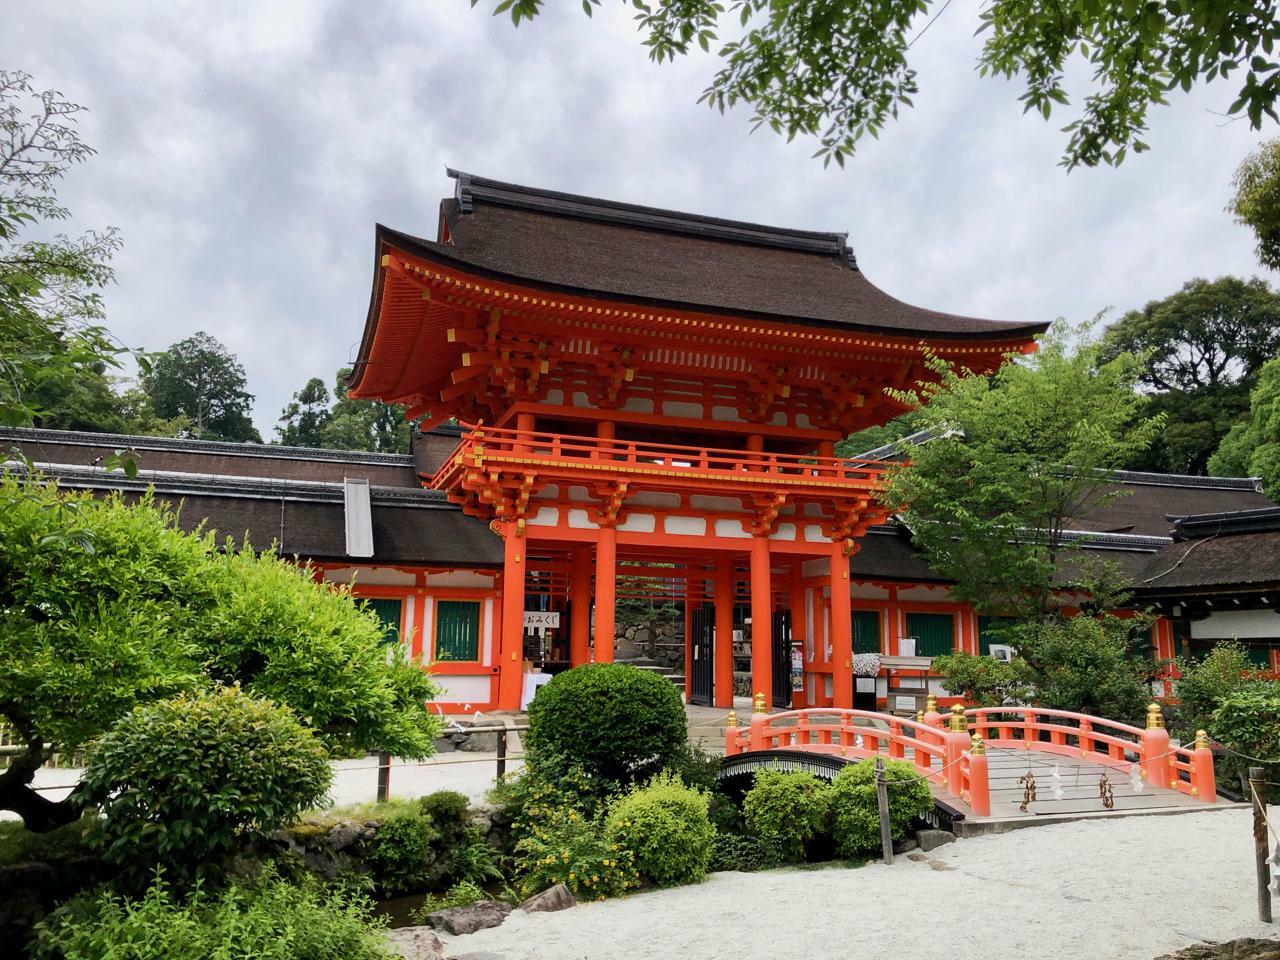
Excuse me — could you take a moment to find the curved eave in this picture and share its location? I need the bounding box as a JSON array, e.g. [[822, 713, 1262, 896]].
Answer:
[[349, 224, 1046, 401]]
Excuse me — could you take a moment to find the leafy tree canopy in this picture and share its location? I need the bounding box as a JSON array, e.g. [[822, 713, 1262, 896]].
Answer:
[[478, 0, 1280, 168], [1101, 276, 1280, 473], [0, 478, 441, 831], [881, 319, 1162, 620], [141, 331, 261, 443], [276, 376, 332, 447], [277, 368, 412, 453], [1230, 137, 1280, 271], [0, 69, 131, 432], [1208, 353, 1280, 497], [834, 412, 921, 460]]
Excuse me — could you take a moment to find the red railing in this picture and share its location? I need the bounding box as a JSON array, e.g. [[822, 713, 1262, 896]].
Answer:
[[723, 707, 989, 816], [965, 705, 1216, 802], [433, 423, 889, 491]]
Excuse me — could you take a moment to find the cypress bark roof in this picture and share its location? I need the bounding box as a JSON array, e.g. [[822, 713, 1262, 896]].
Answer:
[[373, 170, 1049, 341]]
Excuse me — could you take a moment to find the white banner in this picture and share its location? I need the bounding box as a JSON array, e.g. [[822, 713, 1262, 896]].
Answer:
[[523, 611, 560, 629]]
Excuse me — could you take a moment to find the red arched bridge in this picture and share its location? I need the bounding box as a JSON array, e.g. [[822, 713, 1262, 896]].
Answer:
[[720, 700, 1217, 821]]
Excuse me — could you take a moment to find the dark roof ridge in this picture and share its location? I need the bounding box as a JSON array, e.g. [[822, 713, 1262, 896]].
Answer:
[[1171, 505, 1280, 540], [1111, 468, 1262, 491], [446, 168, 857, 263], [7, 460, 452, 509], [0, 427, 415, 468]]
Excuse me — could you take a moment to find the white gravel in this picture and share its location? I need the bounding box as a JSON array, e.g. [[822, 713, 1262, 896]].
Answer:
[[445, 808, 1279, 960]]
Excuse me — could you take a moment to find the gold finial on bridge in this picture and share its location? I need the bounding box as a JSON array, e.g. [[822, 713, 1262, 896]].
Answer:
[[915, 710, 924, 724], [1145, 702, 1165, 729], [1194, 729, 1209, 749], [753, 692, 767, 714], [949, 704, 966, 732], [925, 694, 938, 714], [725, 710, 738, 728], [970, 733, 986, 756]]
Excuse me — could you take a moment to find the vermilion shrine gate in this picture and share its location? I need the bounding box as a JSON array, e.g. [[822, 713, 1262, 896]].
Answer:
[[349, 171, 1047, 713]]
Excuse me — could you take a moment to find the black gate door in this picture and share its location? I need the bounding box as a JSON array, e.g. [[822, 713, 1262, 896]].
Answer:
[[771, 609, 792, 708], [689, 605, 715, 706]]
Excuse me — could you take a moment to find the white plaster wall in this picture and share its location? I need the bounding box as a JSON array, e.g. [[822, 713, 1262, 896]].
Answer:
[[424, 571, 495, 589], [665, 516, 707, 536], [432, 675, 492, 705], [322, 566, 416, 586], [1189, 609, 1280, 640]]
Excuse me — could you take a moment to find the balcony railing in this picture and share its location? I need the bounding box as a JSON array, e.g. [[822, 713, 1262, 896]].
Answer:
[[432, 423, 890, 495]]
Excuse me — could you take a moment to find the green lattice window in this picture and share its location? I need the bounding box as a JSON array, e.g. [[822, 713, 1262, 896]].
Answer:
[[362, 598, 403, 646], [977, 615, 1016, 656], [435, 600, 482, 662], [852, 610, 881, 654], [904, 612, 955, 657]]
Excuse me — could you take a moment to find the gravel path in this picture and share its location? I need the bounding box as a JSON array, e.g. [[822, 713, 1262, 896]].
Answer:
[[445, 808, 1279, 960]]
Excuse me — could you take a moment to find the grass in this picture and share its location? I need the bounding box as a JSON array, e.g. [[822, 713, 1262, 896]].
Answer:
[[297, 796, 421, 828], [0, 814, 100, 866]]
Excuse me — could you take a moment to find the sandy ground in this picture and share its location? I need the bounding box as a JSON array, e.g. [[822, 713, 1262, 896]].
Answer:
[[444, 807, 1279, 960]]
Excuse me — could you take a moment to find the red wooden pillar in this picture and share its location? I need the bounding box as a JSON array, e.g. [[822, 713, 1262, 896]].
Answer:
[[569, 547, 591, 666], [594, 525, 617, 662], [498, 523, 526, 711], [714, 554, 735, 708], [830, 542, 853, 709], [684, 573, 694, 700], [789, 559, 807, 707], [749, 534, 772, 706]]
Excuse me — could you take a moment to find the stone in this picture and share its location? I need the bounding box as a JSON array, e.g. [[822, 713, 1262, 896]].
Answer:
[[1157, 941, 1280, 960], [423, 900, 512, 936], [892, 838, 918, 855], [432, 738, 457, 753], [383, 925, 445, 960], [914, 828, 956, 852], [457, 730, 499, 752], [519, 883, 575, 913], [928, 859, 956, 871], [906, 853, 928, 863], [328, 821, 363, 853]]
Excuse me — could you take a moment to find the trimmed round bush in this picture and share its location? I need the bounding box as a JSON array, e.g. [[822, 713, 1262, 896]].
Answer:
[[366, 810, 439, 896], [82, 687, 331, 881], [525, 663, 686, 785], [605, 773, 713, 887], [742, 770, 830, 862], [828, 758, 933, 857]]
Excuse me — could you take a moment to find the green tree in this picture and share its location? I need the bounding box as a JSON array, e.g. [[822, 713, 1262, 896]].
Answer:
[[883, 320, 1161, 621], [319, 367, 411, 453], [1209, 353, 1280, 495], [834, 412, 921, 459], [1102, 276, 1280, 473], [0, 69, 133, 432], [141, 332, 261, 442], [1230, 138, 1280, 271], [276, 376, 332, 447], [479, 1, 1280, 169], [0, 477, 441, 831]]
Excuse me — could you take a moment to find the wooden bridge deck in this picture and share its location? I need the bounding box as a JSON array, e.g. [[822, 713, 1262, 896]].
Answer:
[[929, 746, 1241, 834]]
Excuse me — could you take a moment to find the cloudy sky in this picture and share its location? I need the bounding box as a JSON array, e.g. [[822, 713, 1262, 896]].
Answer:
[[6, 2, 1275, 438]]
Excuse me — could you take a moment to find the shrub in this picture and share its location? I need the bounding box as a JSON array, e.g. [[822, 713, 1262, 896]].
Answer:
[[934, 652, 1026, 706], [708, 832, 782, 873], [667, 742, 722, 792], [605, 773, 713, 888], [512, 806, 639, 901], [525, 664, 686, 786], [1173, 642, 1258, 738], [81, 688, 331, 884], [366, 810, 439, 896], [410, 880, 486, 923], [828, 759, 933, 858], [1211, 683, 1280, 785], [419, 790, 470, 833], [490, 760, 614, 857], [741, 770, 830, 863], [32, 870, 391, 960]]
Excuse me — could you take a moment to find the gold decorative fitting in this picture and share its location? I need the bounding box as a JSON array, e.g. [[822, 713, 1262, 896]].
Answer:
[[1194, 729, 1209, 749], [1145, 703, 1165, 729], [725, 710, 739, 728], [753, 692, 767, 714], [970, 734, 986, 756], [949, 704, 966, 732], [924, 694, 938, 714]]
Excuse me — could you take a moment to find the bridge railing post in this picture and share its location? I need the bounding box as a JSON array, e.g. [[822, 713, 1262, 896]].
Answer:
[[967, 734, 991, 817], [1192, 729, 1216, 802], [945, 705, 967, 797], [724, 710, 741, 756], [1141, 702, 1170, 789]]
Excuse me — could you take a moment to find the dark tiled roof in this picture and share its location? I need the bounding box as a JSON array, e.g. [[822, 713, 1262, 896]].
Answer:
[[1132, 506, 1280, 594], [373, 171, 1048, 341], [2, 428, 420, 487], [412, 425, 464, 478], [1069, 474, 1270, 537]]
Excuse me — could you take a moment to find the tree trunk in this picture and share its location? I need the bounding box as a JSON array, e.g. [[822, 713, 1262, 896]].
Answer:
[[0, 734, 84, 833]]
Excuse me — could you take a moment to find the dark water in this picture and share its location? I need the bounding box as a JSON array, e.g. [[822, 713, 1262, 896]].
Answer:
[[373, 892, 431, 929]]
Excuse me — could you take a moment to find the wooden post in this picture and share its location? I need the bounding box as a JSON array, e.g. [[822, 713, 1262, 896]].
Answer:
[[875, 756, 894, 864], [713, 556, 735, 708], [496, 727, 508, 780], [595, 526, 617, 662], [498, 523, 526, 710], [376, 751, 391, 803], [749, 534, 772, 705], [569, 548, 592, 666], [829, 542, 853, 709], [1250, 767, 1273, 923]]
